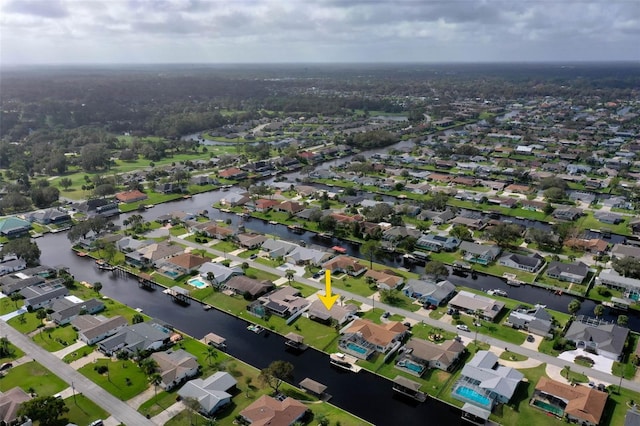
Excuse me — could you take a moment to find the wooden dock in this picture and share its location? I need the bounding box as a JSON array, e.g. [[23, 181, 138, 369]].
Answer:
[[164, 286, 191, 305]]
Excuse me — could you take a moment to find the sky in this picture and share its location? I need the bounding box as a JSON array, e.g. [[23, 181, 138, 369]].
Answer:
[[1, 0, 639, 65]]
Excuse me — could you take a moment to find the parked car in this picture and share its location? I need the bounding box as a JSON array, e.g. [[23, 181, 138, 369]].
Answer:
[[526, 334, 535, 342], [382, 311, 390, 318], [0, 363, 12, 371], [249, 254, 258, 260], [456, 324, 470, 332]]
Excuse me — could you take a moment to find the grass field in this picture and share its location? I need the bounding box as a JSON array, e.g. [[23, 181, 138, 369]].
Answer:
[[33, 324, 78, 352], [0, 361, 68, 396], [0, 296, 23, 315], [7, 312, 43, 334], [0, 340, 25, 363], [78, 359, 150, 400], [63, 393, 109, 425]]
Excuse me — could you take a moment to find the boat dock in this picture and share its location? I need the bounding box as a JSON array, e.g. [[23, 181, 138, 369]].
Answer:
[[164, 286, 191, 305], [329, 353, 361, 373], [392, 376, 427, 402], [299, 377, 330, 401], [202, 332, 227, 349], [284, 332, 308, 351]]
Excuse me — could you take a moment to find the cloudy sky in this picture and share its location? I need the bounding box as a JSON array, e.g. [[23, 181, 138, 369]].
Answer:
[[1, 0, 639, 64]]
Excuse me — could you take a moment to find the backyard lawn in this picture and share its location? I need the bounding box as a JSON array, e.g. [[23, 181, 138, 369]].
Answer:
[[0, 361, 68, 396], [7, 312, 43, 334]]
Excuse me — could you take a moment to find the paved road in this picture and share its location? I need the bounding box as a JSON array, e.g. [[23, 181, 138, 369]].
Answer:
[[173, 236, 640, 393], [0, 321, 154, 426]]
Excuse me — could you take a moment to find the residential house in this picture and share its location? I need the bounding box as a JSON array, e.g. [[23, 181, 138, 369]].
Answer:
[[274, 200, 304, 215], [450, 216, 486, 230], [564, 316, 629, 360], [459, 242, 501, 265], [157, 253, 209, 278], [546, 261, 589, 284], [396, 338, 465, 376], [115, 190, 148, 204], [403, 279, 456, 306], [531, 377, 608, 426], [322, 256, 366, 277], [0, 217, 32, 238], [383, 226, 422, 242], [453, 350, 523, 419], [603, 196, 632, 210], [72, 315, 129, 345], [257, 286, 309, 318], [197, 263, 243, 287], [116, 236, 151, 253], [0, 387, 32, 425], [339, 319, 407, 359], [49, 297, 104, 325], [218, 167, 247, 180], [624, 408, 640, 426], [553, 207, 583, 221], [224, 276, 274, 299], [20, 280, 68, 309], [418, 209, 456, 225], [306, 299, 358, 325], [611, 244, 640, 260], [220, 191, 250, 207], [565, 238, 609, 255], [155, 182, 186, 194], [125, 242, 184, 269], [0, 257, 26, 276], [498, 252, 545, 273], [506, 305, 553, 337], [261, 239, 298, 258], [595, 211, 624, 225], [150, 349, 200, 390], [448, 290, 505, 322], [98, 321, 172, 355], [520, 199, 548, 212], [190, 175, 217, 186], [24, 208, 71, 225], [416, 234, 461, 252], [286, 246, 331, 266], [236, 233, 268, 249], [240, 395, 307, 426], [0, 274, 44, 295], [253, 199, 280, 212], [596, 269, 640, 297], [364, 269, 404, 291], [178, 372, 237, 415]]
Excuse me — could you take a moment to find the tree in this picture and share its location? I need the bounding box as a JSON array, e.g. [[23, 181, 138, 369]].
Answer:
[[360, 240, 380, 269], [618, 315, 629, 327], [285, 269, 295, 284], [150, 372, 162, 402], [0, 337, 14, 358], [568, 299, 581, 316], [58, 177, 73, 190], [449, 224, 473, 241], [10, 292, 22, 308], [424, 260, 449, 280], [612, 257, 640, 279], [483, 223, 522, 248], [1, 237, 41, 266], [93, 282, 103, 294], [18, 396, 69, 426], [139, 358, 159, 376], [258, 360, 294, 392], [36, 309, 47, 321], [594, 304, 605, 318], [204, 346, 218, 367], [132, 313, 144, 324]]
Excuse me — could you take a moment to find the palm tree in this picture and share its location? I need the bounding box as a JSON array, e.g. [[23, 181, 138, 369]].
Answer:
[[285, 269, 295, 284], [204, 346, 218, 367], [594, 304, 605, 318], [474, 309, 483, 343], [149, 373, 162, 403]]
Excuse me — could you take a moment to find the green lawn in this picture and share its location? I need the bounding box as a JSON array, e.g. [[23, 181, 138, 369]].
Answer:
[[0, 297, 22, 315], [62, 345, 95, 364], [0, 361, 68, 396], [578, 212, 631, 236], [33, 324, 78, 352], [0, 340, 25, 363], [7, 312, 43, 334], [499, 350, 528, 362], [63, 393, 109, 426], [211, 240, 240, 253], [330, 273, 377, 297], [138, 388, 178, 417], [78, 359, 150, 400]]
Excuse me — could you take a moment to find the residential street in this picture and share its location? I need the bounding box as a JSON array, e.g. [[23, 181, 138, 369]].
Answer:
[[0, 321, 154, 426], [171, 236, 640, 393]]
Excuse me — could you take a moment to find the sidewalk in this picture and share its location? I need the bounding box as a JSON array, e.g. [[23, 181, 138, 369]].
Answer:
[[127, 385, 154, 409], [151, 401, 184, 425], [69, 350, 108, 369], [53, 340, 87, 359]]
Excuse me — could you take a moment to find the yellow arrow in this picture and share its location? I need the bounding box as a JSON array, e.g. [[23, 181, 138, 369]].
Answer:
[[318, 270, 339, 310]]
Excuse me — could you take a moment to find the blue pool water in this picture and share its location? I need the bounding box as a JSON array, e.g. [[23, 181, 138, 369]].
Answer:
[[455, 386, 491, 407], [164, 270, 179, 278], [346, 343, 368, 355], [188, 278, 207, 289], [402, 360, 425, 373]]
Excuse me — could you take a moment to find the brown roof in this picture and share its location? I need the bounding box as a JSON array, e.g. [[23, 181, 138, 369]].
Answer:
[[240, 395, 307, 426], [225, 276, 273, 297], [535, 377, 607, 425], [405, 338, 465, 366], [219, 167, 244, 178], [277, 201, 304, 213], [364, 269, 403, 289], [0, 387, 31, 424], [115, 190, 148, 203], [255, 199, 280, 210], [566, 238, 608, 253], [345, 319, 406, 348], [165, 253, 209, 269], [322, 256, 366, 274], [505, 184, 532, 193]]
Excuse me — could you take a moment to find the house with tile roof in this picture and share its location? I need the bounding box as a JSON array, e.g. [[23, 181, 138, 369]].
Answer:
[[115, 190, 148, 204], [322, 256, 366, 277], [178, 372, 237, 415], [158, 253, 209, 277], [150, 349, 200, 390], [339, 319, 407, 359], [448, 290, 505, 322], [240, 395, 308, 426], [397, 338, 465, 375], [364, 269, 404, 291], [0, 387, 31, 425], [218, 167, 247, 180], [532, 377, 608, 426]]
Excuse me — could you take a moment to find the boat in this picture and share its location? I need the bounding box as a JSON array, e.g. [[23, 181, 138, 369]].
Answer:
[[487, 289, 508, 297], [329, 353, 360, 372], [76, 251, 88, 257], [452, 261, 472, 272], [247, 324, 264, 334], [182, 194, 192, 199], [144, 204, 154, 209], [503, 273, 522, 286], [332, 246, 347, 254], [95, 259, 115, 271], [288, 224, 305, 234], [269, 220, 279, 225], [316, 232, 333, 240]]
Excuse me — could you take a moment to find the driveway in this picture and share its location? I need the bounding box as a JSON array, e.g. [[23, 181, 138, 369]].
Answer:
[[558, 349, 614, 374]]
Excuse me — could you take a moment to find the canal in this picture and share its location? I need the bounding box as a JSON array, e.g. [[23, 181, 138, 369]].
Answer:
[[37, 232, 465, 426]]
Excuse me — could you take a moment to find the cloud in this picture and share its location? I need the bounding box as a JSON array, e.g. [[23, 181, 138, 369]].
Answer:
[[1, 0, 638, 64]]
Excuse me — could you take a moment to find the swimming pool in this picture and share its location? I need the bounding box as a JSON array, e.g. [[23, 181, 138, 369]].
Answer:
[[455, 386, 491, 407], [532, 399, 563, 416], [187, 278, 208, 289], [164, 270, 180, 278], [346, 342, 368, 355], [398, 359, 425, 374]]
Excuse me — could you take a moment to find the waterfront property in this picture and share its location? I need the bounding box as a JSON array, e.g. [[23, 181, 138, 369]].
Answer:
[[49, 296, 104, 325], [453, 351, 523, 420], [156, 252, 209, 279], [20, 280, 68, 310], [546, 261, 589, 284], [72, 314, 129, 345], [564, 316, 629, 361], [150, 348, 200, 390], [322, 256, 367, 277], [531, 377, 607, 426], [339, 319, 407, 359], [506, 304, 553, 337], [256, 286, 309, 318], [459, 242, 501, 265], [240, 394, 308, 426], [396, 338, 465, 376], [597, 269, 640, 299], [364, 269, 404, 291], [124, 241, 184, 269], [197, 262, 243, 287], [223, 276, 274, 299], [98, 321, 173, 355], [448, 290, 505, 322], [416, 233, 462, 252], [611, 243, 640, 260], [498, 252, 545, 273], [178, 371, 237, 415], [0, 257, 26, 277], [306, 299, 358, 325], [403, 278, 456, 306], [24, 208, 71, 226], [115, 189, 148, 204]]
